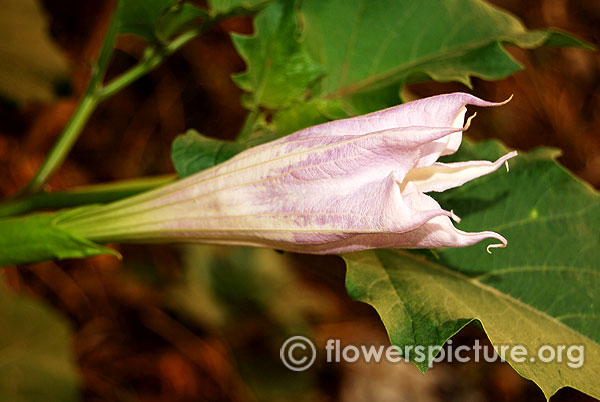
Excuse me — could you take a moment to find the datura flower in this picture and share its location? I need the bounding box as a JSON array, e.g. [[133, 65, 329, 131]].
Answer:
[[61, 93, 516, 254]]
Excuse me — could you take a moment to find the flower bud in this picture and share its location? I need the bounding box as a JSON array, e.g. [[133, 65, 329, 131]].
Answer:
[[60, 93, 516, 254]]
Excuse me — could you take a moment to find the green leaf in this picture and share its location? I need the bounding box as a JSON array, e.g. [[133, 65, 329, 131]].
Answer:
[[117, 0, 179, 40], [208, 0, 270, 15], [0, 284, 80, 401], [544, 29, 595, 49], [171, 130, 249, 177], [228, 0, 589, 140], [171, 129, 281, 177], [231, 0, 322, 110], [271, 99, 349, 135], [156, 2, 207, 41], [0, 209, 120, 267], [0, 0, 70, 103], [90, 0, 184, 84], [343, 140, 600, 400], [298, 0, 589, 113]]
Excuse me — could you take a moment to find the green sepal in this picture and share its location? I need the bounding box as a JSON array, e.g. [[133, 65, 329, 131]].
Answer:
[[0, 207, 120, 267]]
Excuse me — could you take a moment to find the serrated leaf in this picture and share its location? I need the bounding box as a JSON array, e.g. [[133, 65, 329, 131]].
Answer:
[[0, 209, 120, 267], [299, 0, 590, 113], [229, 0, 589, 141], [343, 140, 600, 400], [0, 0, 69, 103], [0, 284, 80, 401], [231, 0, 322, 110]]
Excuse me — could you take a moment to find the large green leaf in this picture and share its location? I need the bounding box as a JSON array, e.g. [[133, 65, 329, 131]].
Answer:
[[299, 0, 588, 113], [226, 0, 589, 141], [231, 0, 322, 110], [0, 284, 80, 401], [344, 140, 600, 400]]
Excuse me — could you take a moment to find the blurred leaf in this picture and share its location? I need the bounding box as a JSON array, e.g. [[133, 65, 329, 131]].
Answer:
[[167, 245, 228, 328], [0, 284, 79, 401], [299, 0, 590, 113], [117, 0, 179, 40], [169, 246, 328, 330], [0, 0, 69, 103], [0, 209, 120, 267], [231, 0, 322, 110], [208, 0, 270, 15], [168, 245, 328, 401], [544, 29, 595, 49], [343, 140, 600, 399], [156, 2, 207, 41], [171, 129, 281, 177]]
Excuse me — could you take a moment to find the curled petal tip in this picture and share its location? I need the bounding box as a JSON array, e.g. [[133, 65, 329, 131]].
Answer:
[[502, 150, 518, 172], [497, 94, 514, 106], [485, 234, 508, 254], [463, 112, 477, 130], [449, 210, 461, 223], [486, 243, 506, 254]]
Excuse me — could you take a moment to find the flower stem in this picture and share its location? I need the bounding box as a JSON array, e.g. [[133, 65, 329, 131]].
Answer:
[[0, 174, 175, 218]]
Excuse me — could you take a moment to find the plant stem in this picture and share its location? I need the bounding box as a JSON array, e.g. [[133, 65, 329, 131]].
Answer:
[[19, 3, 120, 195], [236, 109, 260, 140], [98, 29, 200, 102], [19, 29, 201, 198], [22, 91, 99, 194], [0, 174, 175, 218]]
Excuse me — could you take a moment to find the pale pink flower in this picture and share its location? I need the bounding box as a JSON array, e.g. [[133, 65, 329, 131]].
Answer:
[[61, 93, 516, 254]]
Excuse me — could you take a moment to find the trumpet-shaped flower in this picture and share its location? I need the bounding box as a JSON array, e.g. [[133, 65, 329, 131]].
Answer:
[[60, 93, 516, 254]]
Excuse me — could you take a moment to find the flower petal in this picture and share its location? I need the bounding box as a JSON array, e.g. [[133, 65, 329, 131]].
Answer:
[[287, 192, 507, 254], [290, 92, 509, 139], [403, 151, 518, 193], [66, 125, 467, 227]]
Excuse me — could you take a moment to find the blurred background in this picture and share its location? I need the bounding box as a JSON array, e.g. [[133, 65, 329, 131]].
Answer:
[[0, 0, 598, 401]]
